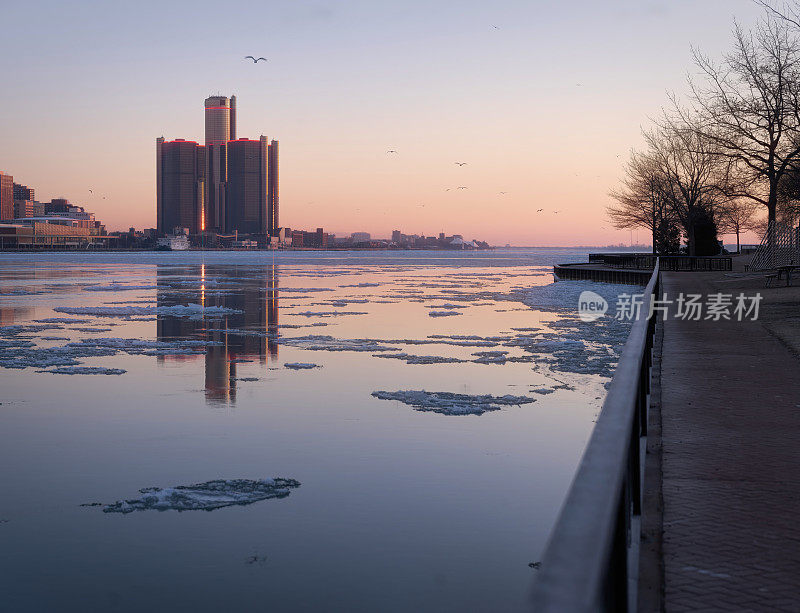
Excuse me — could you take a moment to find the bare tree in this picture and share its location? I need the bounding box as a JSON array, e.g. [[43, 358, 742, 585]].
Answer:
[[646, 117, 730, 255], [684, 14, 800, 225], [608, 151, 672, 254], [716, 198, 761, 252]]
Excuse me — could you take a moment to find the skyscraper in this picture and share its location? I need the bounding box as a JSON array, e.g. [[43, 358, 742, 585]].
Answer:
[[268, 139, 279, 234], [156, 138, 206, 234], [204, 95, 236, 232], [0, 172, 13, 221], [226, 137, 268, 235], [156, 95, 279, 239]]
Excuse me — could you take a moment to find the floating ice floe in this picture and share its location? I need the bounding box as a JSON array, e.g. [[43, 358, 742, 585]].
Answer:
[[0, 324, 63, 336], [284, 362, 320, 370], [373, 353, 466, 365], [267, 287, 333, 293], [339, 282, 382, 288], [39, 366, 126, 375], [530, 388, 556, 395], [55, 303, 241, 319], [97, 478, 301, 513], [0, 344, 117, 370], [425, 304, 469, 310], [292, 311, 368, 318], [83, 284, 159, 292], [428, 311, 462, 318], [472, 351, 509, 364], [277, 335, 399, 352], [371, 390, 537, 415], [36, 318, 92, 324]]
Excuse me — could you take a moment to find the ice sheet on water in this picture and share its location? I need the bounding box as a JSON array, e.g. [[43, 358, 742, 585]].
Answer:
[[278, 335, 399, 352], [373, 353, 467, 365], [521, 279, 642, 314], [55, 303, 241, 319], [39, 366, 126, 375], [425, 304, 469, 310], [292, 311, 369, 318], [97, 478, 301, 513], [428, 311, 462, 317], [371, 390, 537, 416], [472, 351, 509, 365], [267, 287, 333, 293], [83, 284, 158, 292], [36, 318, 92, 324], [0, 324, 63, 336], [284, 362, 320, 369], [339, 282, 382, 288]]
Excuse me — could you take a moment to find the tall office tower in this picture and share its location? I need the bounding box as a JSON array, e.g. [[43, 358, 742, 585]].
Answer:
[[0, 172, 13, 220], [267, 139, 279, 234], [156, 138, 206, 235], [226, 137, 268, 235], [204, 95, 236, 232], [13, 183, 34, 201]]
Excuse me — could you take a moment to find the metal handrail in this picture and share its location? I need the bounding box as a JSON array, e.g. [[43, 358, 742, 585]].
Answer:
[[530, 259, 660, 612]]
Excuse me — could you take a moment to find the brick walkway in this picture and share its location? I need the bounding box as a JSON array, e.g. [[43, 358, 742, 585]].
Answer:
[[660, 272, 800, 612]]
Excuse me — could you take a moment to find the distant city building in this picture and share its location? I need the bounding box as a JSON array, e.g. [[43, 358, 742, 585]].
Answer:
[[13, 183, 34, 201], [0, 172, 13, 220], [268, 139, 279, 234], [226, 137, 268, 235], [13, 200, 44, 218], [156, 138, 206, 235], [351, 232, 371, 243]]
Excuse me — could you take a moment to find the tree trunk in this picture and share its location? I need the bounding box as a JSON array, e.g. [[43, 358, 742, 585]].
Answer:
[[736, 228, 740, 254], [687, 223, 696, 256]]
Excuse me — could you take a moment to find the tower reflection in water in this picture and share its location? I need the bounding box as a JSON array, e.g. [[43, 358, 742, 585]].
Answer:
[[156, 263, 279, 405]]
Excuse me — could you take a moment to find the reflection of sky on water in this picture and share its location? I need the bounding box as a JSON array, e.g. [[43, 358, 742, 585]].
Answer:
[[0, 249, 625, 612]]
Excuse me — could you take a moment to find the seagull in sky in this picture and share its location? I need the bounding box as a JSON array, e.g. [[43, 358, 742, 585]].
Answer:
[[88, 189, 93, 194], [444, 188, 451, 191], [386, 149, 398, 154], [245, 56, 268, 63], [537, 208, 543, 212], [457, 186, 468, 190], [499, 191, 508, 195], [455, 162, 467, 166]]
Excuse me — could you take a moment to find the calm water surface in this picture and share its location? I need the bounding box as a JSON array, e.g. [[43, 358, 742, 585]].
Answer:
[[0, 249, 623, 612]]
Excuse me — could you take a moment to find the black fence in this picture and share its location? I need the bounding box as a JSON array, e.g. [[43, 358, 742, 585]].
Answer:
[[530, 261, 660, 612], [588, 253, 731, 271]]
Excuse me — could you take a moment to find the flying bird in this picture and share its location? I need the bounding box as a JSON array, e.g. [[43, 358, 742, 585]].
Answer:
[[537, 208, 543, 212], [455, 162, 467, 166], [444, 188, 451, 191], [499, 191, 508, 195], [88, 189, 93, 194], [245, 56, 268, 63], [457, 186, 468, 190], [386, 149, 398, 154]]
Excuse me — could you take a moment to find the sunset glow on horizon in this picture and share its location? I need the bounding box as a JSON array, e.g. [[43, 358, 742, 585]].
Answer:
[[1, 0, 766, 245]]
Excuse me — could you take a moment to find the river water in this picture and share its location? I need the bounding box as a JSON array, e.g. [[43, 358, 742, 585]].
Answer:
[[0, 249, 637, 612]]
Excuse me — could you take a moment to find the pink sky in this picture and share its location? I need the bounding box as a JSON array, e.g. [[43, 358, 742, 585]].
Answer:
[[0, 0, 766, 246]]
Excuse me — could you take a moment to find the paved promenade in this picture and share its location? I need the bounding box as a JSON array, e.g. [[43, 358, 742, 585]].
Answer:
[[658, 271, 800, 612]]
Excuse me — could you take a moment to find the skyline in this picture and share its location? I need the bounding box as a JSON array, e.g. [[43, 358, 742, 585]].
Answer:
[[0, 0, 768, 245]]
